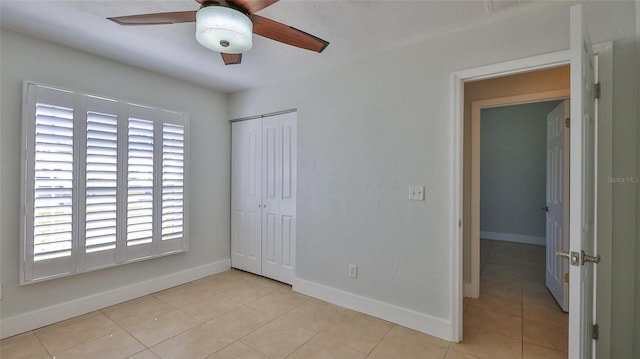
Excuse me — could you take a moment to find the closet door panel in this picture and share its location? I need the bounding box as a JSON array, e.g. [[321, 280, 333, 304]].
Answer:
[[231, 120, 262, 275], [270, 113, 297, 284], [261, 119, 282, 280]]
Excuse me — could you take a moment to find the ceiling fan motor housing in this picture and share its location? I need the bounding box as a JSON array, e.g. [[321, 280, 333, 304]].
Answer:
[[195, 5, 253, 54]]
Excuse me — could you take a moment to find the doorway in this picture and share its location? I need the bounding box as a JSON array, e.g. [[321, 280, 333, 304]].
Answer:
[[464, 66, 571, 299], [452, 41, 613, 357], [470, 99, 571, 355]]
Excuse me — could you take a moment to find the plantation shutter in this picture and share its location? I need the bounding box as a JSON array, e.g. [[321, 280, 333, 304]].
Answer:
[[22, 82, 190, 284], [81, 97, 122, 270], [157, 110, 189, 254], [126, 117, 154, 247], [162, 123, 185, 241], [24, 85, 77, 282], [85, 111, 118, 253], [33, 103, 75, 261]]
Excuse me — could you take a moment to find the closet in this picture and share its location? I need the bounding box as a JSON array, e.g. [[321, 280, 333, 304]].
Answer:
[[231, 111, 297, 284]]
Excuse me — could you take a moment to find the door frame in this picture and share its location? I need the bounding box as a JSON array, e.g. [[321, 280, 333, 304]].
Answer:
[[451, 43, 612, 356], [467, 90, 570, 299]]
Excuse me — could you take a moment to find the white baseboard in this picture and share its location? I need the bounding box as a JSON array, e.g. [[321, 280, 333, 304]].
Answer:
[[0, 259, 231, 339], [292, 277, 453, 342], [463, 281, 479, 299], [480, 231, 545, 246]]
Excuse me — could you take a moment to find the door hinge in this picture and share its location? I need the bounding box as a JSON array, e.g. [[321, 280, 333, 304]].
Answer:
[[592, 323, 599, 340], [594, 82, 601, 99], [565, 118, 570, 128], [564, 273, 569, 283]]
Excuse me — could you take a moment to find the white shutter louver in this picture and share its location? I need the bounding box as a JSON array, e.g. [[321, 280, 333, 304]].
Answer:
[[162, 123, 185, 241], [85, 111, 118, 253], [127, 118, 154, 246], [33, 103, 74, 261]]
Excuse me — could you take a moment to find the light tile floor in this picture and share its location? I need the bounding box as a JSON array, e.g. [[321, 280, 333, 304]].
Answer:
[[1, 240, 567, 359], [456, 239, 569, 359]]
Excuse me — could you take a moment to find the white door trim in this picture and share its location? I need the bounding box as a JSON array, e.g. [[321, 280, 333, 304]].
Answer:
[[451, 44, 612, 351], [591, 41, 613, 359]]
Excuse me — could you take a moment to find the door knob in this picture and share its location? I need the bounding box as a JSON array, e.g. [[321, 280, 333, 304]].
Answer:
[[556, 250, 580, 266], [542, 206, 549, 212], [581, 250, 601, 265]]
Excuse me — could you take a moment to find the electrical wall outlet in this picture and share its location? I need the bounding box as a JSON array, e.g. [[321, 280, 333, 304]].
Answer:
[[349, 264, 358, 278], [409, 185, 425, 201]]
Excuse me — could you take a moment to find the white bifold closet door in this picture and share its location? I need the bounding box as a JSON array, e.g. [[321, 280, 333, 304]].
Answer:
[[231, 112, 297, 284]]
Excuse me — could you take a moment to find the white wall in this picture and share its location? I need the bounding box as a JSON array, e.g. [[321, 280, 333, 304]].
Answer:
[[0, 29, 231, 337], [597, 1, 640, 356], [229, 1, 637, 355]]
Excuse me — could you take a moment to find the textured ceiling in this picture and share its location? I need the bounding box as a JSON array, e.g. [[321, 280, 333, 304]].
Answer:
[[1, 0, 539, 93]]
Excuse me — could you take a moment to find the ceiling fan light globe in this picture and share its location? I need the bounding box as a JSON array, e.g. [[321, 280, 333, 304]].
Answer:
[[195, 6, 253, 54]]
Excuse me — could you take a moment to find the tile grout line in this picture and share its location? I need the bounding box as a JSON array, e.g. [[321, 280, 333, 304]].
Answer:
[[32, 330, 55, 359], [364, 323, 395, 358], [282, 330, 321, 359], [101, 305, 160, 358], [225, 286, 315, 358]]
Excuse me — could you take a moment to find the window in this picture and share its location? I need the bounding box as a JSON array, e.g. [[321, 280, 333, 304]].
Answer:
[[21, 82, 189, 284]]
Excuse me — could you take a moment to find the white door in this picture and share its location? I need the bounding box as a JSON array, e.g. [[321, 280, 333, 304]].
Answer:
[[231, 119, 262, 275], [545, 100, 570, 312], [567, 4, 599, 357], [261, 112, 297, 284]]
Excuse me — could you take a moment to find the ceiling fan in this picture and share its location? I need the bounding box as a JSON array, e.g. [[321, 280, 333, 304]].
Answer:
[[108, 0, 329, 65]]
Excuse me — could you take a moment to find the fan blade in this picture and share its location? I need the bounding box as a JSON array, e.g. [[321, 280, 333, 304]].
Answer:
[[250, 14, 329, 53], [108, 11, 196, 25], [195, 0, 278, 14], [221, 53, 242, 65]]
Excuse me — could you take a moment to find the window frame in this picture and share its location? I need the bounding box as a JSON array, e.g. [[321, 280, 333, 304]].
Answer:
[[21, 81, 190, 285]]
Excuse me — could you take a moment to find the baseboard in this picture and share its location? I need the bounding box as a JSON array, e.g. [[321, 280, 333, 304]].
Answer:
[[292, 277, 453, 342], [0, 258, 231, 339], [480, 231, 545, 246], [463, 281, 479, 298]]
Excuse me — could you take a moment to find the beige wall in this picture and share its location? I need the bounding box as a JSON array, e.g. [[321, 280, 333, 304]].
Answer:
[[462, 65, 570, 283]]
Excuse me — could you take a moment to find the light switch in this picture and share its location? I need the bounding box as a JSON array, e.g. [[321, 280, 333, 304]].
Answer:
[[409, 185, 425, 201]]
